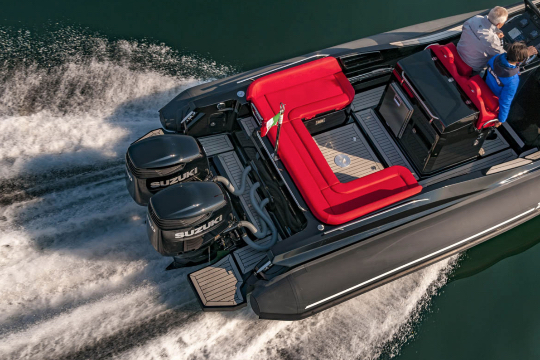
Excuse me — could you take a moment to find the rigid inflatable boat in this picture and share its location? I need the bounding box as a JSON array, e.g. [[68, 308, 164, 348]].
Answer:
[[125, 0, 540, 320]]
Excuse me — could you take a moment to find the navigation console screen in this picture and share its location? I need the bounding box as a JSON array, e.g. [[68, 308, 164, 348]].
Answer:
[[508, 27, 523, 40]]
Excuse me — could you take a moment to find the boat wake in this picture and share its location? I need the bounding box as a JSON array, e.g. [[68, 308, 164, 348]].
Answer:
[[0, 27, 456, 360]]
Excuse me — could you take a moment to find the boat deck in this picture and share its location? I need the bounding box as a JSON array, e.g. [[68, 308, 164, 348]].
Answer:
[[198, 134, 234, 156], [351, 87, 515, 187], [240, 88, 516, 191], [313, 123, 384, 182], [355, 109, 418, 178], [216, 150, 275, 274], [351, 86, 384, 112], [189, 85, 522, 308], [188, 142, 277, 307]]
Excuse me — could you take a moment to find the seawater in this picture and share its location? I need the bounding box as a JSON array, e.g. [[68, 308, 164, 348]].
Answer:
[[0, 0, 539, 359]]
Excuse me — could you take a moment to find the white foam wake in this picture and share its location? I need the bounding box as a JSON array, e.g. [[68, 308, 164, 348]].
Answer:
[[0, 27, 455, 360]]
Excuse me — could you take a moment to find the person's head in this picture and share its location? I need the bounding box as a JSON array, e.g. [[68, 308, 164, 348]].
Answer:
[[506, 41, 529, 64], [488, 6, 509, 28]]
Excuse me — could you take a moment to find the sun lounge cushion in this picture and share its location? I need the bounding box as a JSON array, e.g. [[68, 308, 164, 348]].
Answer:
[[246, 57, 355, 126], [267, 119, 421, 225], [247, 57, 422, 225]]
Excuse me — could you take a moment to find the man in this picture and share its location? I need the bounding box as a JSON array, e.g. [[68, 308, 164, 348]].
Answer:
[[485, 42, 529, 126], [457, 6, 537, 72]]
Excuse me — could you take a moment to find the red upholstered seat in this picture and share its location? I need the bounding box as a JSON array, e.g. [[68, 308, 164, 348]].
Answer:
[[428, 43, 499, 129], [247, 57, 422, 225], [466, 76, 499, 128], [247, 57, 355, 126]]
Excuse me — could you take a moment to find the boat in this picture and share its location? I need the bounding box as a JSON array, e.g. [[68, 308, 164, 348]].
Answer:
[[124, 0, 540, 320]]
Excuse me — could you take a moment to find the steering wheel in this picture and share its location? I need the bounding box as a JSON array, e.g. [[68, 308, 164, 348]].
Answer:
[[526, 54, 537, 65]]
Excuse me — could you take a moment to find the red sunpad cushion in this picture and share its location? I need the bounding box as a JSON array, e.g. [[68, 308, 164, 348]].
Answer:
[[248, 56, 421, 225], [246, 57, 355, 127]]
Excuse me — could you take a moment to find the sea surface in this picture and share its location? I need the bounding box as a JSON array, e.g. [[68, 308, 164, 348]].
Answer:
[[0, 1, 539, 359]]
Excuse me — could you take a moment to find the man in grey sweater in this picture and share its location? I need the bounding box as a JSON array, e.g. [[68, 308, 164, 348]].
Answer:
[[457, 6, 537, 72]]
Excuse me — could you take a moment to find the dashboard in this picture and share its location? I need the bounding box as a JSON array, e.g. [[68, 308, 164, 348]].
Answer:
[[502, 12, 540, 47], [501, 2, 540, 69]]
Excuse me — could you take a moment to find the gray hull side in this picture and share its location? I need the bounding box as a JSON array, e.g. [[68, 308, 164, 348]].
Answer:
[[250, 171, 540, 320]]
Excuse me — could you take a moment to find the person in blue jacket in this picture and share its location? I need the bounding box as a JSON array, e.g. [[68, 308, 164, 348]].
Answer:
[[485, 41, 530, 126]]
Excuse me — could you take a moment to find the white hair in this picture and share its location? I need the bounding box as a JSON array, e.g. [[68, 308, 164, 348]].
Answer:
[[488, 6, 509, 25]]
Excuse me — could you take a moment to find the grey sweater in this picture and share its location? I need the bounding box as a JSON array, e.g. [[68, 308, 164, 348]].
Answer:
[[457, 15, 505, 72]]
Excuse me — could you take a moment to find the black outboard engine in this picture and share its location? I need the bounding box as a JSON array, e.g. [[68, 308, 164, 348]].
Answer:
[[147, 181, 234, 265], [125, 129, 210, 205]]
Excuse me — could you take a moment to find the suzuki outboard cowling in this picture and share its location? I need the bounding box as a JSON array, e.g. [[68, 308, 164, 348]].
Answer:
[[125, 129, 210, 205], [147, 181, 233, 263]]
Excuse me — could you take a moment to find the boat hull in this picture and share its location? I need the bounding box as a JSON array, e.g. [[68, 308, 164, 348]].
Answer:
[[250, 170, 540, 320]]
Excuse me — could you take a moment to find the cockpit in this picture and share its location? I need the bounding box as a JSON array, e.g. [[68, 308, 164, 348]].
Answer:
[[499, 0, 540, 148]]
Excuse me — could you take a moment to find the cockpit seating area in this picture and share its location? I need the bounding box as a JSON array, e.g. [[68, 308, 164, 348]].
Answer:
[[247, 57, 422, 225], [428, 43, 500, 129]]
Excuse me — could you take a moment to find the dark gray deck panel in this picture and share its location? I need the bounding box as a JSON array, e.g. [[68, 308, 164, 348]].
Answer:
[[239, 117, 258, 137], [217, 151, 264, 228], [354, 109, 418, 178], [189, 255, 243, 307], [198, 134, 234, 156], [233, 237, 273, 274], [218, 149, 276, 274], [351, 86, 384, 112], [481, 129, 509, 156]]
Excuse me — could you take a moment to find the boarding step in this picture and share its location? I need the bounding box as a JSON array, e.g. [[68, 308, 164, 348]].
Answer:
[[419, 148, 517, 187], [354, 109, 418, 179], [198, 134, 234, 156], [188, 254, 245, 309], [352, 86, 385, 112], [314, 123, 384, 183]]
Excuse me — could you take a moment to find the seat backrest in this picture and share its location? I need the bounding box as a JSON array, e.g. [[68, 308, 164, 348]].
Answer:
[[246, 57, 343, 101], [430, 45, 458, 78], [446, 43, 472, 78], [430, 43, 473, 80], [467, 79, 484, 107], [467, 77, 500, 129]]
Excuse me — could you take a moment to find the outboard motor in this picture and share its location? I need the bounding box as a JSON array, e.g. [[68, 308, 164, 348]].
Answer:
[[125, 129, 210, 205], [146, 181, 234, 266]]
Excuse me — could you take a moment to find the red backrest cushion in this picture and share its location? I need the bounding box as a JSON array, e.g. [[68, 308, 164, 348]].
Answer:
[[467, 76, 499, 129], [430, 45, 458, 78], [246, 57, 343, 101], [430, 43, 473, 79], [446, 43, 472, 78], [467, 79, 484, 109], [469, 75, 499, 112]]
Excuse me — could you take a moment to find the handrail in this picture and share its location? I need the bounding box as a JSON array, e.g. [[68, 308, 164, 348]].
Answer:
[[237, 54, 329, 84], [478, 119, 500, 131], [256, 132, 307, 212]]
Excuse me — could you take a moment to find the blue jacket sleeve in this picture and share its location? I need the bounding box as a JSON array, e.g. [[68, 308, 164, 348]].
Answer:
[[497, 76, 519, 122]]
